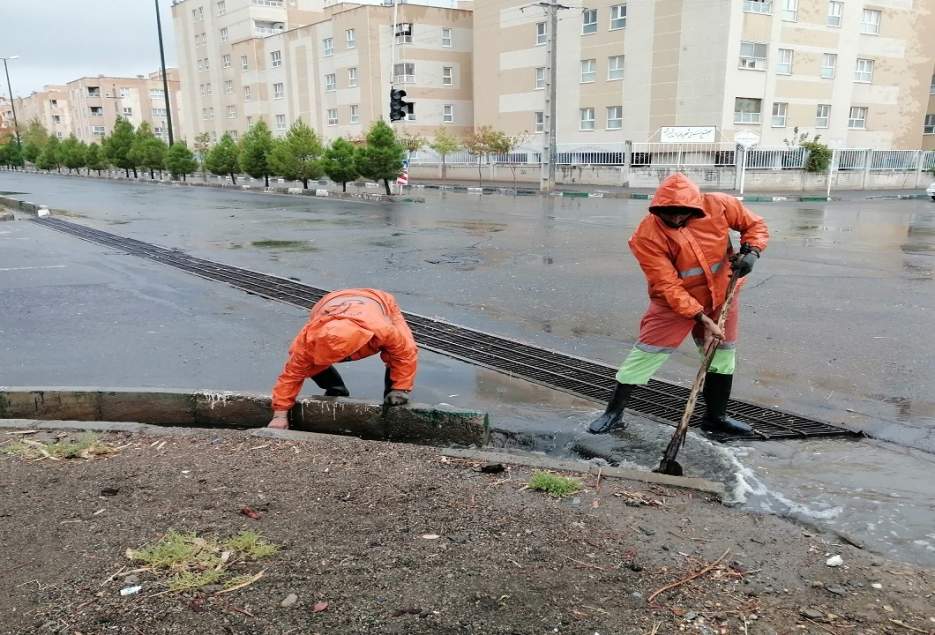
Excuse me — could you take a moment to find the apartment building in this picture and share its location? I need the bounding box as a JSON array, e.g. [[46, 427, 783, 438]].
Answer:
[[474, 0, 935, 150], [0, 97, 15, 140], [172, 0, 473, 142], [65, 70, 183, 144], [12, 85, 72, 140], [926, 65, 935, 150]]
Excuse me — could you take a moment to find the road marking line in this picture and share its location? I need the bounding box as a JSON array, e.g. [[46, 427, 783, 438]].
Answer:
[[0, 265, 67, 272]]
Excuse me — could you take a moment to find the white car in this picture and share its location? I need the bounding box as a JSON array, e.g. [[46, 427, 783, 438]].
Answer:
[[928, 181, 935, 201]]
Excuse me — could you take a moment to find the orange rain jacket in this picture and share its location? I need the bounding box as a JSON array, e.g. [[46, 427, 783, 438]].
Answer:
[[630, 173, 769, 319], [271, 288, 418, 411]]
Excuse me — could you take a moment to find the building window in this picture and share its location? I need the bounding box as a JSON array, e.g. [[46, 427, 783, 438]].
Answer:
[[327, 108, 338, 126], [153, 107, 168, 117], [924, 114, 935, 134], [931, 74, 935, 94], [228, 130, 238, 140], [92, 126, 106, 136], [346, 29, 356, 48], [848, 106, 867, 129], [220, 27, 229, 41], [216, 0, 226, 15], [323, 38, 333, 56], [395, 22, 413, 44], [224, 80, 233, 95], [273, 82, 285, 99], [534, 111, 544, 133], [204, 57, 210, 71], [821, 53, 837, 78], [325, 74, 336, 91], [608, 55, 624, 80], [739, 42, 768, 70], [227, 105, 237, 119], [56, 131, 64, 139], [223, 54, 231, 68], [206, 83, 213, 95], [90, 106, 103, 117], [50, 98, 58, 106], [535, 67, 546, 89], [579, 59, 596, 83], [244, 85, 252, 100], [536, 22, 546, 45], [393, 63, 415, 84], [827, 1, 843, 27], [442, 27, 452, 47], [122, 107, 133, 117], [782, 0, 798, 21], [406, 111, 416, 122], [816, 104, 830, 128], [348, 67, 359, 87], [580, 107, 595, 130], [270, 50, 282, 68], [88, 86, 101, 97], [854, 58, 874, 83], [734, 97, 762, 124], [276, 114, 287, 130], [744, 0, 772, 14], [607, 105, 622, 130], [443, 104, 454, 123], [582, 8, 597, 34], [442, 66, 453, 86], [245, 117, 252, 127], [776, 48, 793, 74], [119, 88, 129, 98], [198, 58, 205, 71], [53, 114, 61, 123], [861, 9, 881, 34], [771, 102, 788, 127], [610, 4, 627, 29], [350, 104, 360, 124], [241, 55, 249, 70], [200, 83, 206, 97]]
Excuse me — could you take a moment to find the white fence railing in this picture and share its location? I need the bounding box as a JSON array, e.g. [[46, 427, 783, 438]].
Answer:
[[630, 143, 736, 167]]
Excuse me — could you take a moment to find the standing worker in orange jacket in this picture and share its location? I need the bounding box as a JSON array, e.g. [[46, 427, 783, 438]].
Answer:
[[268, 288, 418, 429], [589, 173, 769, 436]]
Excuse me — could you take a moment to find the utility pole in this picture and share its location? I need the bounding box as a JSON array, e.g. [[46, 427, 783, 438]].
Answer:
[[1, 56, 22, 148], [154, 0, 175, 145], [537, 0, 571, 192]]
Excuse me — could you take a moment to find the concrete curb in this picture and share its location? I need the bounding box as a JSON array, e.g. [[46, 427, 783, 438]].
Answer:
[[441, 448, 724, 496], [0, 387, 489, 448]]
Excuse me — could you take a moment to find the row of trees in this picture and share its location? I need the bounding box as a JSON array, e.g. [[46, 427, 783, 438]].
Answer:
[[400, 126, 526, 188]]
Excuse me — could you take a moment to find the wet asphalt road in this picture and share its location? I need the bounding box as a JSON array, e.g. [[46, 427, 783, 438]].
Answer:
[[2, 171, 935, 565]]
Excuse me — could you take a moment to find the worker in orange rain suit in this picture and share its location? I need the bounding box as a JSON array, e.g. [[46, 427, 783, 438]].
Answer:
[[268, 288, 418, 429], [588, 173, 769, 436]]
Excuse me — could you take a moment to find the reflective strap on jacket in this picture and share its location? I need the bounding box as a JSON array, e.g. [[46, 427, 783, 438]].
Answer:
[[678, 260, 724, 279]]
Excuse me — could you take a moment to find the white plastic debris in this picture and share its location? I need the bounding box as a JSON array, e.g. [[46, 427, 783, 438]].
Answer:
[[36, 207, 51, 217], [825, 555, 843, 567], [871, 582, 883, 589], [120, 585, 142, 596]]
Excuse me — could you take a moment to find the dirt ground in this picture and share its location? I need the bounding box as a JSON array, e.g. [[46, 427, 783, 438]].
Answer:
[[1, 428, 932, 635]]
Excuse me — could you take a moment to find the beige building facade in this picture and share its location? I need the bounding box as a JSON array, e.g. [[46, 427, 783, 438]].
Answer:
[[172, 0, 473, 143], [12, 85, 72, 140], [474, 0, 935, 150]]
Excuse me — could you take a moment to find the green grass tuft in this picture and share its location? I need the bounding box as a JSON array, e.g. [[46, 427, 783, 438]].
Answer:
[[528, 471, 582, 498], [2, 433, 116, 460], [224, 530, 279, 559], [168, 569, 224, 592]]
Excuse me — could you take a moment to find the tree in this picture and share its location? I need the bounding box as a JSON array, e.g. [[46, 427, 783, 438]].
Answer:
[[355, 120, 405, 195], [0, 141, 24, 169], [59, 135, 87, 174], [239, 120, 275, 187], [489, 131, 526, 192], [399, 130, 427, 160], [130, 122, 168, 179], [322, 137, 359, 192], [784, 126, 832, 173], [105, 117, 138, 178], [430, 127, 461, 181], [193, 132, 211, 181], [21, 119, 49, 165], [463, 126, 504, 188], [36, 136, 62, 172], [205, 133, 240, 184], [85, 142, 108, 176], [166, 141, 199, 181], [268, 119, 323, 189]]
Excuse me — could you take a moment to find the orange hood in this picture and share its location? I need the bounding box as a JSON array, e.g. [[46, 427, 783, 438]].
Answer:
[[307, 319, 374, 365], [649, 173, 705, 217]]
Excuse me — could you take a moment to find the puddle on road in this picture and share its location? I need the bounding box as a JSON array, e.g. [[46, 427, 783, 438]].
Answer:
[[251, 240, 318, 252]]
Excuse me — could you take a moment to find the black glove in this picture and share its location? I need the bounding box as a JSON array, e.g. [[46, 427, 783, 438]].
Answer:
[[731, 244, 759, 278], [384, 390, 410, 407]]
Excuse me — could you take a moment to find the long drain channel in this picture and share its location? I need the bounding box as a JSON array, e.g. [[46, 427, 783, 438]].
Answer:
[[35, 216, 858, 442]]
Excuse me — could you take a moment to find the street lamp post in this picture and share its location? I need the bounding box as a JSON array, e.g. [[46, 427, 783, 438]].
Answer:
[[1, 55, 22, 148], [154, 0, 175, 145]]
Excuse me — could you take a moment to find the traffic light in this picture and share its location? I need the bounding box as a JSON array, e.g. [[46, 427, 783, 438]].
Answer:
[[389, 88, 412, 121]]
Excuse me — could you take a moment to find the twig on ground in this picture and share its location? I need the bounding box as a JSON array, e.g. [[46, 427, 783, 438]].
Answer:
[[649, 621, 662, 635], [214, 570, 265, 595], [582, 604, 609, 615], [802, 617, 841, 635], [668, 530, 710, 543], [226, 604, 256, 618], [889, 619, 930, 634], [562, 554, 605, 571], [647, 548, 730, 604], [595, 467, 602, 493]]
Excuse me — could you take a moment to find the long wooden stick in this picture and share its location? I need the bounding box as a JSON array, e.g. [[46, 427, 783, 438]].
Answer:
[[658, 271, 740, 473], [647, 548, 730, 604]]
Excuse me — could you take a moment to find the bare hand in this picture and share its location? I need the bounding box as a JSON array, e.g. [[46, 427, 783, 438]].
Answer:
[[267, 412, 289, 429], [698, 314, 724, 349]]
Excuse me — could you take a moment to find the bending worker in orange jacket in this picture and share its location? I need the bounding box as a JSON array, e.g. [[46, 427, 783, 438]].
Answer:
[[268, 288, 418, 429], [589, 173, 769, 436]]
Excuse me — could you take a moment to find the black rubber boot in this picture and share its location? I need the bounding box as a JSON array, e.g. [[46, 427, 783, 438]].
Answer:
[[588, 382, 635, 434], [700, 373, 752, 435], [383, 367, 393, 398], [311, 366, 350, 397]]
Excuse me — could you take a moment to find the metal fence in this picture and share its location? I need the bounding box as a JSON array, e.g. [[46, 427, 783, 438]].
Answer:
[[630, 143, 736, 167]]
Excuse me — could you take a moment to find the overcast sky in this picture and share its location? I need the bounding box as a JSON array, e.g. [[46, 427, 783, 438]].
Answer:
[[1, 0, 178, 97]]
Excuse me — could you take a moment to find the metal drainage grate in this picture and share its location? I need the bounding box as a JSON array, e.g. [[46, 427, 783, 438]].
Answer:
[[34, 216, 859, 442]]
